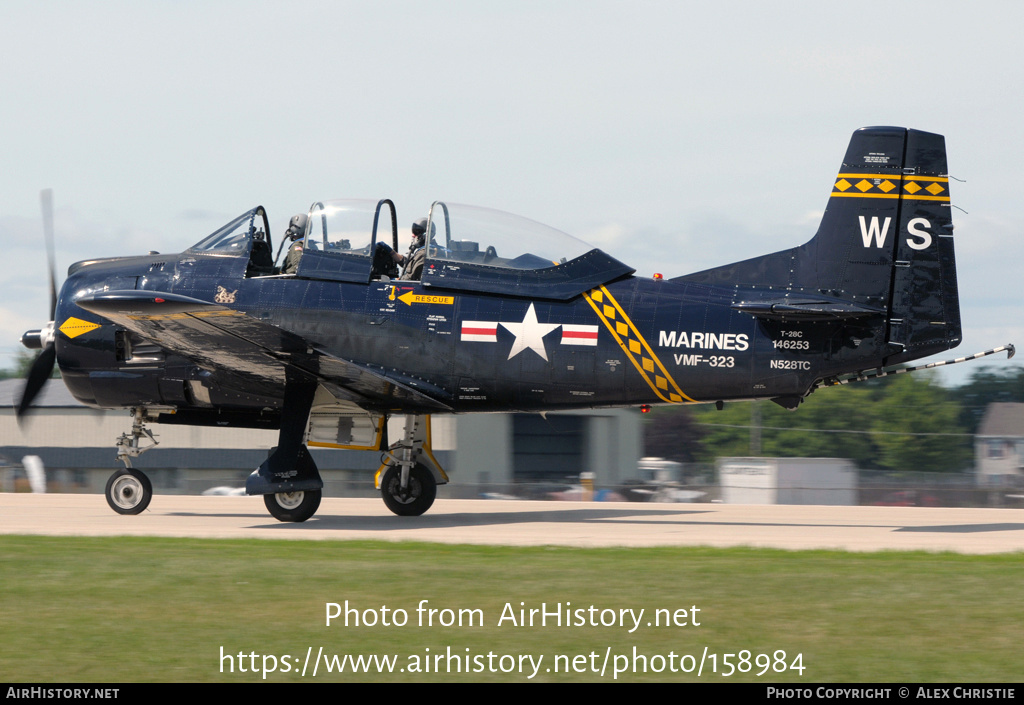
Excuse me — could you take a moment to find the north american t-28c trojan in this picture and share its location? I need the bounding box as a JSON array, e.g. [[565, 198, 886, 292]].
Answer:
[[18, 127, 1013, 521]]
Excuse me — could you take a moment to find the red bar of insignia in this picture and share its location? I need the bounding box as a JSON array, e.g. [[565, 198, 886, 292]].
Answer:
[[560, 325, 599, 346], [461, 321, 498, 342]]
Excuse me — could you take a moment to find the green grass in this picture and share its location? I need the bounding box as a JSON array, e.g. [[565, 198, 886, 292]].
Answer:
[[1, 536, 1021, 682]]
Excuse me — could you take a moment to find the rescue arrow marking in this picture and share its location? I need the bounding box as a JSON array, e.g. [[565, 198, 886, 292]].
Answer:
[[398, 291, 454, 306]]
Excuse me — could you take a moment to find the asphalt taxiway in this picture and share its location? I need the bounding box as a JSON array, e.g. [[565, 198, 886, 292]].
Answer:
[[2, 494, 1023, 554]]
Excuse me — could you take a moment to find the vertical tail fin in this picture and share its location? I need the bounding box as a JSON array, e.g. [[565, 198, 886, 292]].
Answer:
[[816, 127, 961, 360], [679, 126, 961, 362]]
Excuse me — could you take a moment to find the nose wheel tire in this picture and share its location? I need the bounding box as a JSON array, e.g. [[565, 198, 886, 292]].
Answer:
[[381, 463, 436, 516], [105, 468, 153, 515], [264, 490, 322, 522]]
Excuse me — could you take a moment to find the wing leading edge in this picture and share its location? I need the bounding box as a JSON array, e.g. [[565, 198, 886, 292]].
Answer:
[[75, 290, 452, 413]]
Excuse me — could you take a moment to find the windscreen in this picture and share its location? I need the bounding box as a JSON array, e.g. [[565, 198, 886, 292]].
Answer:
[[187, 209, 259, 255]]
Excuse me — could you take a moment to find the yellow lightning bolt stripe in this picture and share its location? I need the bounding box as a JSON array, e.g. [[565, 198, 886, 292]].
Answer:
[[582, 286, 695, 404], [59, 317, 101, 339]]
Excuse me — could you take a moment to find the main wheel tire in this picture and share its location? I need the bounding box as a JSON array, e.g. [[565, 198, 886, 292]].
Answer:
[[381, 463, 436, 516], [105, 468, 153, 515], [264, 490, 321, 522]]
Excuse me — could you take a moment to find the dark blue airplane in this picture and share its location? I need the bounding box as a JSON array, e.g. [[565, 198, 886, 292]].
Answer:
[[17, 127, 1003, 522]]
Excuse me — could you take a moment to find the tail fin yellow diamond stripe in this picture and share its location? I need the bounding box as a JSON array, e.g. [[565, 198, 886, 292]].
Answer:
[[831, 174, 950, 201], [583, 286, 695, 404]]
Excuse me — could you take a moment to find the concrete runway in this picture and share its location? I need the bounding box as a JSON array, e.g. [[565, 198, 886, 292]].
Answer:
[[2, 493, 1024, 554]]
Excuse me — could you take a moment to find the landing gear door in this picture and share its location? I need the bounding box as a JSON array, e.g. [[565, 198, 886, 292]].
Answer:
[[306, 412, 386, 450]]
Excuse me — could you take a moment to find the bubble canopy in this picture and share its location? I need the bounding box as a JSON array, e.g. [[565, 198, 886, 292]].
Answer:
[[188, 200, 634, 300], [426, 201, 592, 269]]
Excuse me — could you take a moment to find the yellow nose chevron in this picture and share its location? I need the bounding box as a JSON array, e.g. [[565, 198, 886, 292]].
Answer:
[[59, 317, 101, 339]]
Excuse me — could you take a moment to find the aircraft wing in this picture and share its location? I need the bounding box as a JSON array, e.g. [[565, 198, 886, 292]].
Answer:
[[75, 290, 453, 412]]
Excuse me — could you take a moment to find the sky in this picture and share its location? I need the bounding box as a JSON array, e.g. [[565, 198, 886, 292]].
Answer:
[[2, 0, 1022, 386]]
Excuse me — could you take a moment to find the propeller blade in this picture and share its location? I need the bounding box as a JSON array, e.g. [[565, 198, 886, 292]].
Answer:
[[40, 188, 57, 319], [17, 343, 56, 419]]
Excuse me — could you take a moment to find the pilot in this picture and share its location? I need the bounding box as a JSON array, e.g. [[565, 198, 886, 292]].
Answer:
[[280, 213, 308, 275], [397, 217, 437, 281]]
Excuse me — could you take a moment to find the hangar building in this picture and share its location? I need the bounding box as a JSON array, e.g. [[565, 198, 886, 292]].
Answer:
[[0, 379, 641, 498]]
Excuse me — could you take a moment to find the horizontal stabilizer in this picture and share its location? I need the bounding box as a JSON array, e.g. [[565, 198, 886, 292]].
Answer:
[[732, 298, 885, 321]]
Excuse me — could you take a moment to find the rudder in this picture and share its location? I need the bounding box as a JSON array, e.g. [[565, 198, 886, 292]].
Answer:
[[823, 126, 961, 361], [678, 126, 961, 362], [885, 129, 961, 361]]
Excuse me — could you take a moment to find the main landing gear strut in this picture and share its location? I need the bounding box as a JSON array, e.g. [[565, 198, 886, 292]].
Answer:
[[100, 395, 448, 522], [376, 415, 445, 517], [246, 377, 323, 523]]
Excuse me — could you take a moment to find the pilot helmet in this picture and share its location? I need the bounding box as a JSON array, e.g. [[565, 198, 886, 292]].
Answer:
[[411, 217, 436, 246], [285, 213, 308, 242]]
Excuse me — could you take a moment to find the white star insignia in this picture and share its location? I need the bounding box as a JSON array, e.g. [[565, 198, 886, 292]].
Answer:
[[500, 303, 560, 361]]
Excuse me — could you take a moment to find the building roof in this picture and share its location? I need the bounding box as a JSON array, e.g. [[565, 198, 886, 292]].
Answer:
[[0, 378, 84, 409], [977, 402, 1024, 438]]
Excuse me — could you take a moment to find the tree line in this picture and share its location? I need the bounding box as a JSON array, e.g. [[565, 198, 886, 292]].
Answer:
[[644, 366, 1024, 473]]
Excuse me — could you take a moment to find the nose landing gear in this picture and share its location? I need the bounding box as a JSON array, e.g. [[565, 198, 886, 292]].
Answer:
[[105, 468, 153, 515], [104, 408, 159, 515]]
